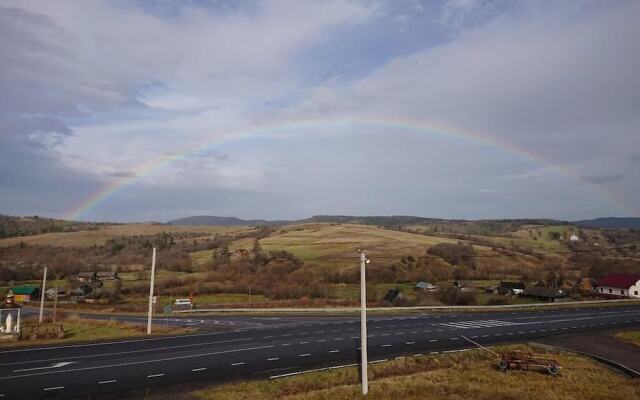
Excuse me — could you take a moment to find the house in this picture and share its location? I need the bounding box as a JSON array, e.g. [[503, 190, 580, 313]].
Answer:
[[498, 282, 526, 296], [415, 281, 438, 292], [522, 286, 566, 302], [484, 286, 499, 294], [233, 248, 250, 256], [10, 286, 40, 302], [383, 289, 405, 304], [75, 272, 97, 282], [96, 271, 119, 281], [453, 281, 475, 292], [596, 273, 640, 298], [45, 287, 67, 300], [70, 282, 103, 300]]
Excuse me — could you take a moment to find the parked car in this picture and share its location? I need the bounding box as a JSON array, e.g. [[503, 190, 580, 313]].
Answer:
[[175, 298, 192, 306]]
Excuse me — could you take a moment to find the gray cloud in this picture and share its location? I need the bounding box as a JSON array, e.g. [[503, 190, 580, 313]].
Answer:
[[583, 174, 625, 185], [0, 1, 638, 221], [106, 171, 139, 178]]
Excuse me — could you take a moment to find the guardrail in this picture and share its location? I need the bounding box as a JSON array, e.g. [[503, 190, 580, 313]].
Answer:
[[172, 298, 640, 314]]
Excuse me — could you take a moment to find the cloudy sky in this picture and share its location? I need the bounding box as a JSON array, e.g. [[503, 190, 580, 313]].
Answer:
[[1, 0, 639, 222]]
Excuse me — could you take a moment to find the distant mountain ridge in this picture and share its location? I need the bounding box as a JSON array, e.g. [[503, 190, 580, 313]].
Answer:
[[572, 217, 640, 229], [166, 215, 289, 227], [167, 214, 565, 228]]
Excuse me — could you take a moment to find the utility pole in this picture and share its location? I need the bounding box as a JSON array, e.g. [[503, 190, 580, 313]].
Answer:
[[39, 266, 47, 324], [147, 248, 157, 335], [359, 250, 369, 395]]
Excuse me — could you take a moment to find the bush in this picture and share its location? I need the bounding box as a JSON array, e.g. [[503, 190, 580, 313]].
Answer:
[[439, 286, 477, 305], [427, 242, 475, 267]]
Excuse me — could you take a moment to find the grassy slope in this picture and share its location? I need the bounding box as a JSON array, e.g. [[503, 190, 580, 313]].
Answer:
[[188, 345, 638, 400], [0, 224, 252, 248], [190, 223, 484, 270]]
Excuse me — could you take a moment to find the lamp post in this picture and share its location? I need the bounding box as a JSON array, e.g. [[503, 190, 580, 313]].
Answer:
[[359, 250, 369, 395], [147, 248, 157, 335], [38, 266, 47, 324]]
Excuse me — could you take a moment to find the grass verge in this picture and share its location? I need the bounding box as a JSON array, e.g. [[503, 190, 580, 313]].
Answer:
[[615, 330, 640, 347], [0, 316, 193, 348], [129, 344, 639, 400]]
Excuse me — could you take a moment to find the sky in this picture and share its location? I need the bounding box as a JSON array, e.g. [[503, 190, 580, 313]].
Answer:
[[1, 0, 639, 222]]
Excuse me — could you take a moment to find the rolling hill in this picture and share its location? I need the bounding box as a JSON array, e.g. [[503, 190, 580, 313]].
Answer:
[[572, 217, 640, 229]]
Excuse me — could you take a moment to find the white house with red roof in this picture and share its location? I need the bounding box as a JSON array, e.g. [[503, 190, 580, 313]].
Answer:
[[597, 273, 640, 298]]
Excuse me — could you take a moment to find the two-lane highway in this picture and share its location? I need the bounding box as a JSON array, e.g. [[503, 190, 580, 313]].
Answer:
[[2, 305, 640, 399]]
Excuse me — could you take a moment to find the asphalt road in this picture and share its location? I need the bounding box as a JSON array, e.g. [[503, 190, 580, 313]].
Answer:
[[2, 305, 640, 399]]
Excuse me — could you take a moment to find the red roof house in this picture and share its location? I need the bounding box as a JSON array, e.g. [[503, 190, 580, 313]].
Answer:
[[596, 273, 640, 298]]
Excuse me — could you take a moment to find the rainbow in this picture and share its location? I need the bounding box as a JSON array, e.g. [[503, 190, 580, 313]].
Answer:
[[66, 115, 637, 220]]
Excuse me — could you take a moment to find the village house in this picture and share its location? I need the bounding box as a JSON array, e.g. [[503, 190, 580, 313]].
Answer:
[[75, 272, 97, 282], [10, 286, 40, 302], [521, 286, 567, 302], [96, 271, 119, 281], [415, 281, 438, 292], [70, 282, 103, 300], [498, 281, 526, 296], [453, 281, 475, 292], [45, 287, 67, 300], [596, 273, 640, 298]]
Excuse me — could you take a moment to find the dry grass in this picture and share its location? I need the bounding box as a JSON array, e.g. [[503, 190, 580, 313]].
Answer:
[[258, 224, 489, 267], [1, 316, 192, 348], [615, 330, 640, 347], [189, 345, 639, 400], [0, 224, 252, 248]]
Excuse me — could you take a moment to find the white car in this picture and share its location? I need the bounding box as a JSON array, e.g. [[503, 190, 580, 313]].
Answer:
[[174, 298, 192, 306]]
